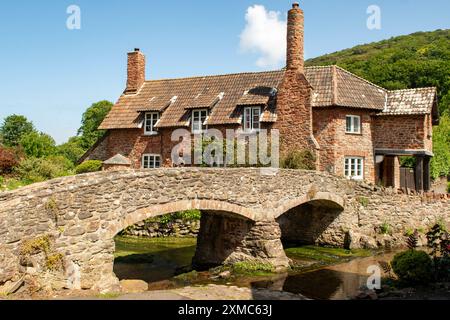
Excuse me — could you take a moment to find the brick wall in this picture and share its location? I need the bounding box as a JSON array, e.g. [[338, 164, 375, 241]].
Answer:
[[313, 107, 376, 183], [374, 114, 432, 152]]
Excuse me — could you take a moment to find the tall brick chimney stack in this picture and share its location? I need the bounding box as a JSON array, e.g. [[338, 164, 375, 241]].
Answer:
[[286, 2, 304, 73], [125, 48, 146, 94]]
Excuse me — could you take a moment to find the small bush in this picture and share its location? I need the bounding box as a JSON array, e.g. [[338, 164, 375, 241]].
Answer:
[[281, 150, 316, 170], [379, 222, 392, 235], [391, 250, 433, 285], [15, 157, 73, 183], [75, 160, 103, 174], [0, 146, 19, 173], [173, 210, 202, 221]]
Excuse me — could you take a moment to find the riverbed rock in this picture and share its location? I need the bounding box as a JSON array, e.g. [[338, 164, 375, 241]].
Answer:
[[353, 289, 378, 300], [120, 280, 149, 293], [218, 271, 231, 279]]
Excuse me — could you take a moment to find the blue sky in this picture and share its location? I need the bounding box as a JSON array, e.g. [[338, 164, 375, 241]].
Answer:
[[0, 0, 449, 144]]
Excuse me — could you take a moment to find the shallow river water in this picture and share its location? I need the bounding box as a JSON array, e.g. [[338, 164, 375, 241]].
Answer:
[[114, 237, 398, 300]]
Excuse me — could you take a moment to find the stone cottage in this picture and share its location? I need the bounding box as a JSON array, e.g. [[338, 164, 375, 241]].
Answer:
[[82, 3, 439, 192]]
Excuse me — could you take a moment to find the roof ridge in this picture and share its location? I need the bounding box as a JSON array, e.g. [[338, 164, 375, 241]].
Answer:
[[305, 65, 333, 69], [143, 69, 285, 83], [388, 87, 437, 93], [334, 65, 387, 92]]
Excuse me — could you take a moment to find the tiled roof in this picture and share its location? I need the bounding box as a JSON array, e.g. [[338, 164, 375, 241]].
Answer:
[[99, 66, 436, 130], [381, 88, 437, 116], [99, 71, 284, 129]]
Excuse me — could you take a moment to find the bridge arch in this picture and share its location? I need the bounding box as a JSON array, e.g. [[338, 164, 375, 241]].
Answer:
[[276, 195, 345, 247], [108, 199, 257, 238]]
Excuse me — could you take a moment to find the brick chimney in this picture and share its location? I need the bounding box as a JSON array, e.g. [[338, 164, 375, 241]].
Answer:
[[286, 2, 304, 73], [125, 48, 146, 94], [275, 3, 319, 161]]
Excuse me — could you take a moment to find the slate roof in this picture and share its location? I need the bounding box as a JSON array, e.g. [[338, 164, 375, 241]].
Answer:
[[99, 66, 437, 130], [103, 154, 131, 165]]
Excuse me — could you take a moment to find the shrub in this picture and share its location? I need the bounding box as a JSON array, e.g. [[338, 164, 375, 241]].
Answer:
[[379, 222, 392, 235], [173, 210, 202, 221], [75, 160, 103, 174], [15, 157, 72, 183], [391, 250, 433, 285], [0, 146, 19, 173], [281, 150, 316, 170]]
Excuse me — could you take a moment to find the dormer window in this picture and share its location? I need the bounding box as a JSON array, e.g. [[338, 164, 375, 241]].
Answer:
[[243, 106, 261, 133], [144, 112, 160, 135], [192, 109, 208, 134]]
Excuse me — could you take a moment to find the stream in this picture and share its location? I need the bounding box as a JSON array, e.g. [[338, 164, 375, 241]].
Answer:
[[113, 236, 398, 300]]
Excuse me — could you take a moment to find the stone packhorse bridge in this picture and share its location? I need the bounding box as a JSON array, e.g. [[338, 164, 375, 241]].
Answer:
[[0, 168, 448, 292]]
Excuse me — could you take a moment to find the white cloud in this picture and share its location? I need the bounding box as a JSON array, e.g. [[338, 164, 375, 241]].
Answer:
[[239, 5, 287, 68]]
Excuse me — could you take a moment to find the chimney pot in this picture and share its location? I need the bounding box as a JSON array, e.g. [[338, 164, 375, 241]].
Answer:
[[134, 48, 140, 52], [292, 2, 300, 9]]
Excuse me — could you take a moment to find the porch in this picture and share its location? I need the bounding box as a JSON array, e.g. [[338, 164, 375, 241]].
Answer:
[[375, 149, 433, 192]]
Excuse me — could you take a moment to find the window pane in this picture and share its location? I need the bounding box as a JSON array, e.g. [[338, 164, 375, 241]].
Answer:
[[253, 107, 261, 130], [346, 117, 352, 132], [244, 108, 251, 131], [354, 117, 360, 133]]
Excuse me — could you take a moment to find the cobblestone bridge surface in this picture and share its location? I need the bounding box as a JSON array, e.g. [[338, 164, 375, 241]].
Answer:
[[0, 168, 448, 292]]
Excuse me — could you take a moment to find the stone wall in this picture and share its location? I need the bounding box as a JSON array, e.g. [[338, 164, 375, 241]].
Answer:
[[121, 219, 200, 238]]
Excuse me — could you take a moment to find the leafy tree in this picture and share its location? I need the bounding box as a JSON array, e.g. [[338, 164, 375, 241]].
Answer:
[[20, 131, 56, 158], [77, 100, 113, 150], [0, 115, 35, 147], [56, 136, 86, 164], [431, 113, 450, 179]]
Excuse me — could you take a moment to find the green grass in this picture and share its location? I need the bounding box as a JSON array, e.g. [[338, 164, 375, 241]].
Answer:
[[174, 270, 199, 282], [96, 292, 121, 299], [285, 246, 372, 264], [231, 261, 275, 276]]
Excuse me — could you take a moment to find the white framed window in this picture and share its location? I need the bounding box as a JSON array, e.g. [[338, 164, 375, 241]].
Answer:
[[192, 109, 208, 134], [344, 157, 364, 180], [346, 115, 361, 134], [243, 106, 261, 132], [144, 112, 160, 135], [142, 154, 161, 169]]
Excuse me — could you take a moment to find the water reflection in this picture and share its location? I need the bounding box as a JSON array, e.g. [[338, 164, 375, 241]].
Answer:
[[113, 237, 398, 300]]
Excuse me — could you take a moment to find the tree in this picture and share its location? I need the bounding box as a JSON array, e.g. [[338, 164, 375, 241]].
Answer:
[[431, 113, 450, 179], [56, 136, 86, 164], [77, 100, 113, 150], [0, 115, 35, 147], [20, 131, 56, 158]]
